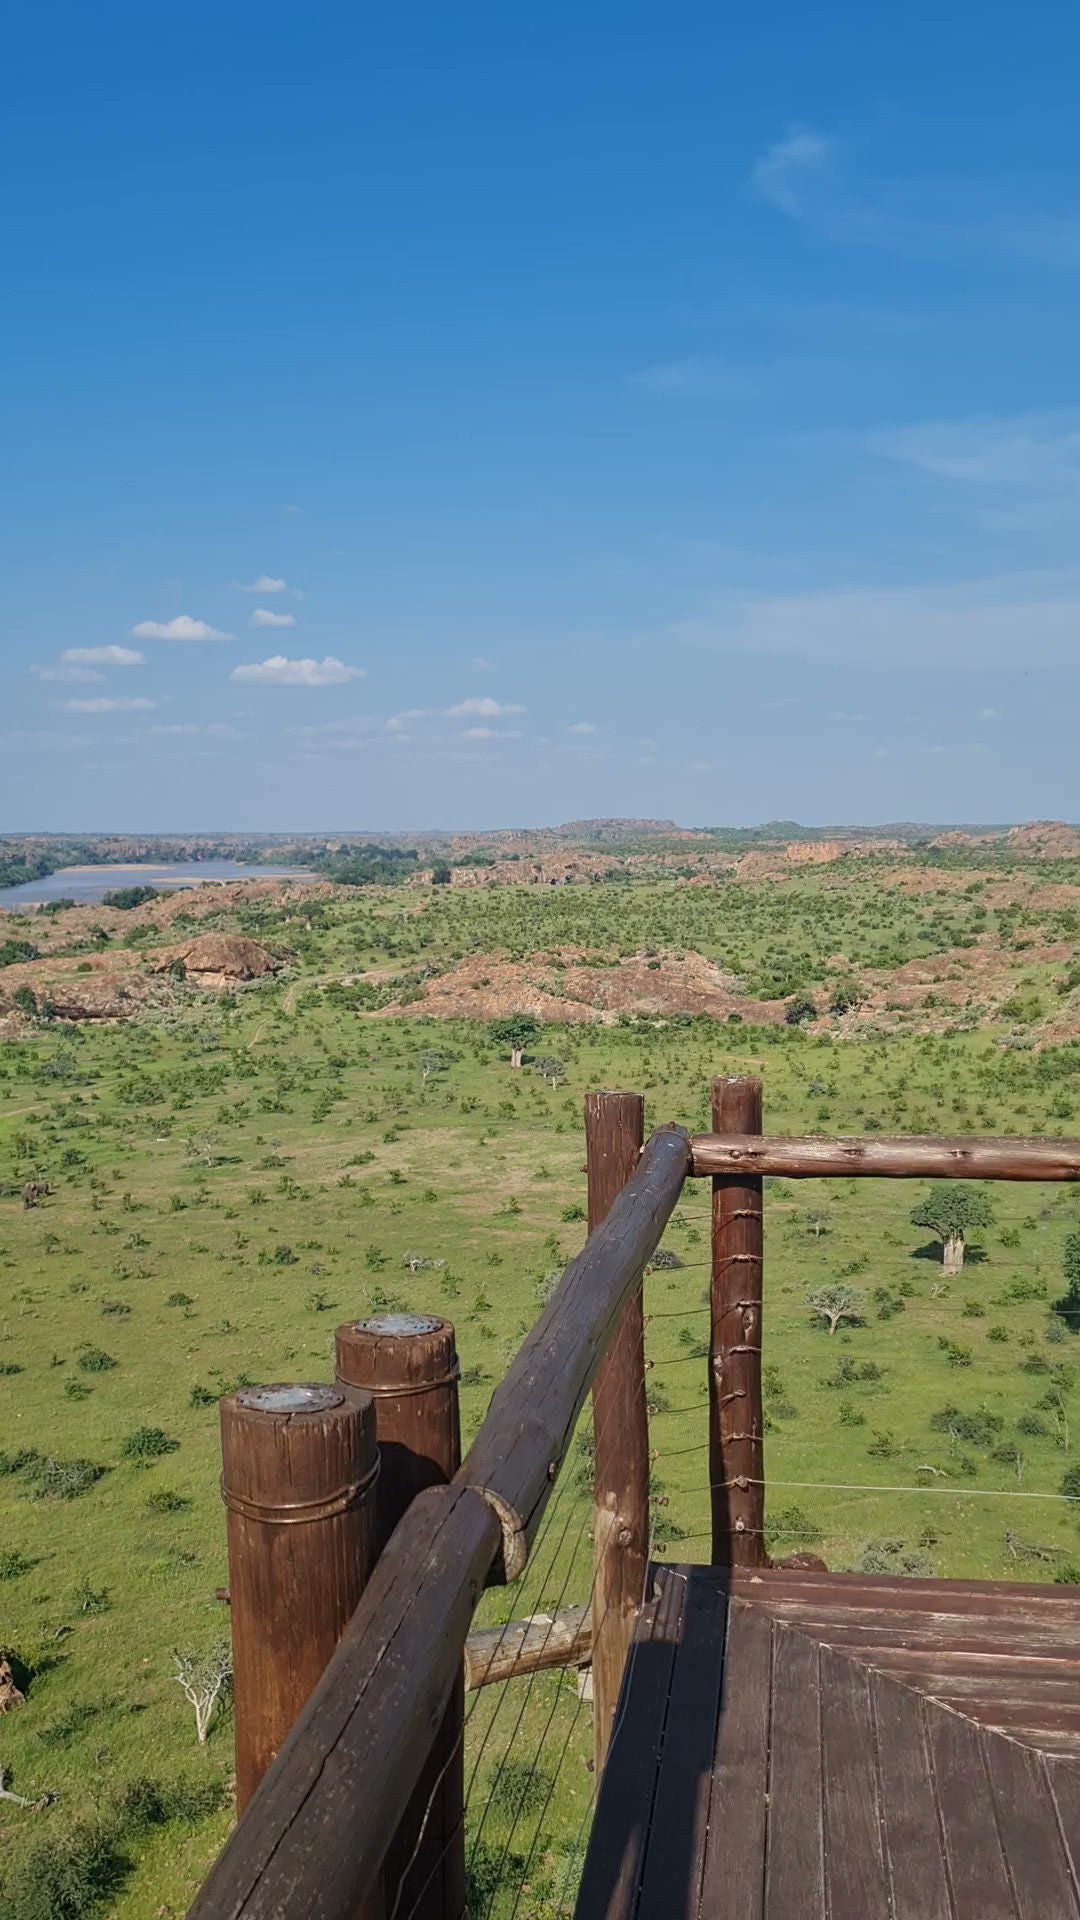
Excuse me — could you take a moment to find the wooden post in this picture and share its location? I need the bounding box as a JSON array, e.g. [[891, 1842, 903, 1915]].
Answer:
[[587, 1089, 648, 1775], [220, 1382, 379, 1812], [709, 1076, 766, 1567], [335, 1313, 464, 1920]]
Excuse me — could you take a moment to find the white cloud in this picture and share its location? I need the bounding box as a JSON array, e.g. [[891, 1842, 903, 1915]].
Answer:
[[62, 696, 157, 713], [678, 569, 1080, 669], [462, 726, 523, 740], [147, 723, 201, 736], [230, 654, 363, 687], [472, 655, 493, 671], [979, 706, 998, 720], [206, 722, 245, 737], [132, 614, 232, 642], [235, 575, 287, 593], [251, 607, 296, 628], [750, 129, 834, 215], [386, 709, 429, 731], [567, 721, 597, 735], [62, 644, 144, 666], [448, 696, 526, 718], [33, 665, 104, 683]]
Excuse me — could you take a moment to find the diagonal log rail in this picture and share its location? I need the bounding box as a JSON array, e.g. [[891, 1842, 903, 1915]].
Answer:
[[690, 1134, 1080, 1181], [187, 1123, 690, 1920]]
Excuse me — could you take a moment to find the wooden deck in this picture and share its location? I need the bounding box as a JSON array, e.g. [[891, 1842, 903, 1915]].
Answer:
[[575, 1564, 1080, 1919]]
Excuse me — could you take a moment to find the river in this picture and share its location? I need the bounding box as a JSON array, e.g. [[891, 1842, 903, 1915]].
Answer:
[[1, 861, 317, 909]]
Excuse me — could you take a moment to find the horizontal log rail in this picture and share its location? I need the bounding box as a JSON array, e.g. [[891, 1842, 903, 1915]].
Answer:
[[689, 1133, 1080, 1181], [464, 1604, 592, 1690], [187, 1123, 691, 1920]]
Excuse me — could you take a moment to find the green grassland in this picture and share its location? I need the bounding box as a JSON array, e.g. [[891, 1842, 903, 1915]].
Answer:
[[3, 869, 1080, 1917]]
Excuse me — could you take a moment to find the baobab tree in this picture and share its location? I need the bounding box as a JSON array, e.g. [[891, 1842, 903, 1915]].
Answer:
[[910, 1184, 993, 1274], [489, 1015, 539, 1069]]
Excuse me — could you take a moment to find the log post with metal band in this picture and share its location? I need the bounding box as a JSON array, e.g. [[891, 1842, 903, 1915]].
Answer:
[[335, 1312, 464, 1920], [219, 1382, 380, 1812]]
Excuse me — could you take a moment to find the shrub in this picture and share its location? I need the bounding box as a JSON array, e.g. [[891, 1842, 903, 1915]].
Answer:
[[27, 1456, 106, 1500], [487, 1757, 554, 1819], [5, 1821, 126, 1920], [855, 1538, 935, 1577], [77, 1347, 116, 1373], [765, 1503, 822, 1549], [121, 1426, 178, 1461], [0, 1547, 33, 1579], [147, 1487, 189, 1513]]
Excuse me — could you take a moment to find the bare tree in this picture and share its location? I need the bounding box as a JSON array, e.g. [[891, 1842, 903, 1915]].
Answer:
[[185, 1129, 221, 1169], [806, 1283, 863, 1334], [171, 1642, 232, 1744]]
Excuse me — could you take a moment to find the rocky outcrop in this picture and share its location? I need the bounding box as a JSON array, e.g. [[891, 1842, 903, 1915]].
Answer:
[[150, 935, 289, 988]]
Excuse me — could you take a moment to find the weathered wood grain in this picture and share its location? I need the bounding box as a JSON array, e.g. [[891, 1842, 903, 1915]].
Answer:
[[463, 1603, 591, 1689], [636, 1568, 728, 1917], [871, 1673, 951, 1920], [819, 1644, 889, 1918], [698, 1599, 772, 1920], [573, 1569, 687, 1920], [186, 1485, 500, 1920], [219, 1385, 379, 1814], [459, 1123, 691, 1581], [691, 1132, 1080, 1180], [926, 1706, 1015, 1918], [763, 1624, 824, 1920], [335, 1314, 464, 1920], [589, 1091, 650, 1774], [982, 1731, 1080, 1919]]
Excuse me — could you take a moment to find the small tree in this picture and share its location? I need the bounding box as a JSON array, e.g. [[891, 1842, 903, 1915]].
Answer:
[[171, 1643, 232, 1744], [806, 1283, 863, 1334], [419, 1049, 452, 1083], [489, 1015, 539, 1069], [910, 1184, 994, 1274], [785, 994, 817, 1026], [534, 1056, 565, 1089]]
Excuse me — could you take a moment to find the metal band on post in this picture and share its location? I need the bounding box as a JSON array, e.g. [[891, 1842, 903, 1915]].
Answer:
[[335, 1313, 464, 1920], [219, 1382, 379, 1813]]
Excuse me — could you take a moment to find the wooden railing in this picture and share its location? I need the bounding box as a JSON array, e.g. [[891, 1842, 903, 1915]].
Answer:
[[187, 1083, 1080, 1920]]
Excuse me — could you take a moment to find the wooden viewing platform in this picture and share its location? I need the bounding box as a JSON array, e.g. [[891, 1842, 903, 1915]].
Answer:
[[577, 1564, 1080, 1919], [184, 1095, 1080, 1920]]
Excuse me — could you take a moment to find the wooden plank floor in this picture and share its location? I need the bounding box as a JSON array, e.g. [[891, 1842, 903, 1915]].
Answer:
[[574, 1565, 1080, 1919]]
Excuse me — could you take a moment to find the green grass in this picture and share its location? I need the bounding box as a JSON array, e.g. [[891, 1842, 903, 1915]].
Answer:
[[4, 869, 1080, 1915]]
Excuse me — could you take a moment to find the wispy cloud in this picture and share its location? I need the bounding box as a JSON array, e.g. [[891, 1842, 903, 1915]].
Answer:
[[62, 644, 144, 666], [448, 696, 526, 718], [231, 655, 363, 686], [33, 665, 104, 683], [632, 356, 739, 395], [251, 607, 296, 628], [61, 695, 157, 713], [567, 721, 597, 735], [750, 128, 834, 214], [677, 568, 1080, 670], [234, 575, 288, 593], [133, 615, 232, 642], [750, 128, 1080, 270], [462, 725, 523, 740]]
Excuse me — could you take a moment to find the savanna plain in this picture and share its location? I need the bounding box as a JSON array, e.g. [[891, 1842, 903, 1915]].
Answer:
[[4, 825, 1080, 1918]]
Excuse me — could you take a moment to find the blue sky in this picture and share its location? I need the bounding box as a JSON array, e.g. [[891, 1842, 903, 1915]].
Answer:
[[4, 0, 1080, 832]]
